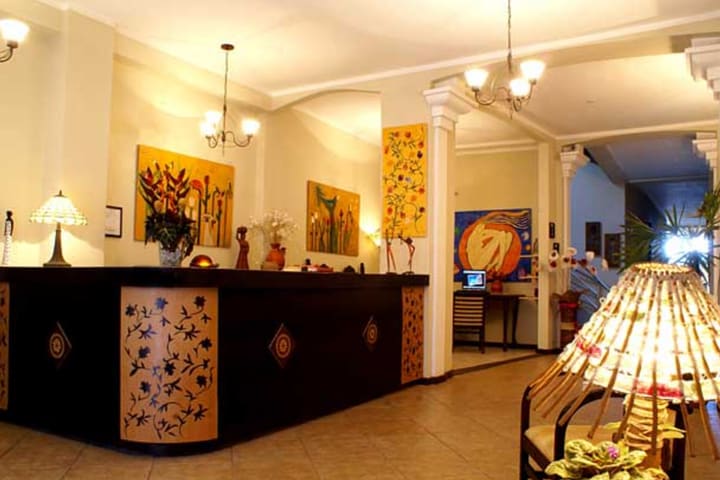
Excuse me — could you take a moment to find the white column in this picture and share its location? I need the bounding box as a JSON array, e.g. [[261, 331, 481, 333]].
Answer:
[[688, 39, 720, 299], [422, 85, 473, 378], [559, 145, 588, 292], [536, 143, 554, 350], [693, 131, 719, 297]]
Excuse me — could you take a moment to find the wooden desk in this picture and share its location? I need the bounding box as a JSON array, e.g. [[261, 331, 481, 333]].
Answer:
[[454, 290, 522, 351], [487, 293, 522, 350]]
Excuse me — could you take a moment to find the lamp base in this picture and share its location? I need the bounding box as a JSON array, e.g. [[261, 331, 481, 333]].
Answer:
[[43, 223, 71, 268]]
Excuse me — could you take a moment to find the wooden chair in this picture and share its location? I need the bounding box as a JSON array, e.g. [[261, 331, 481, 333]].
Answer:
[[519, 385, 686, 480], [452, 290, 486, 352]]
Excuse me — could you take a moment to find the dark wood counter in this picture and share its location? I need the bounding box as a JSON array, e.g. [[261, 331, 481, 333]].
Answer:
[[0, 268, 428, 453]]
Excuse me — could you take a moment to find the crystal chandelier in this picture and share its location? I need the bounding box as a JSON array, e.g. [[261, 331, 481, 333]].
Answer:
[[200, 44, 260, 152], [464, 0, 544, 113]]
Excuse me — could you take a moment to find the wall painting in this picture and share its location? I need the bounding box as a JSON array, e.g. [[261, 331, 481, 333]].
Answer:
[[454, 208, 533, 282], [381, 123, 427, 239], [306, 180, 360, 256], [134, 145, 234, 248]]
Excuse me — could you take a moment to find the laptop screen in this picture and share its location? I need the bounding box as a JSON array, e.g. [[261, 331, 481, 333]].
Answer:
[[462, 270, 487, 290]]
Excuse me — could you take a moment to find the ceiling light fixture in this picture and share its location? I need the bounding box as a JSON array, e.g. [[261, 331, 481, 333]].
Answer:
[[200, 43, 260, 152], [0, 19, 29, 64], [464, 0, 544, 114]]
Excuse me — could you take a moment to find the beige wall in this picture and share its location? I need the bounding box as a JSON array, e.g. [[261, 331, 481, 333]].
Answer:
[[105, 52, 260, 267], [262, 108, 381, 272], [0, 10, 113, 266], [455, 149, 539, 345]]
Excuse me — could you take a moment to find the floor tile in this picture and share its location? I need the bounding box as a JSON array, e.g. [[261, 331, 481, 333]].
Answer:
[[0, 353, 714, 479]]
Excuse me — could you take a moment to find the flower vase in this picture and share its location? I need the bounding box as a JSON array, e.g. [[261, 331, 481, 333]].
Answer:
[[265, 243, 285, 270], [159, 246, 183, 267]]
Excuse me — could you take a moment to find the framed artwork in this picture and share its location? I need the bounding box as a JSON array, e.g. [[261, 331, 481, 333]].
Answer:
[[381, 123, 427, 238], [306, 180, 360, 256], [454, 208, 533, 282], [105, 205, 123, 238], [585, 221, 602, 257], [134, 145, 235, 248], [604, 233, 621, 269]]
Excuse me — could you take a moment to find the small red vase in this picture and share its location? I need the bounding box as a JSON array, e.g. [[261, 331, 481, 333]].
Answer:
[[266, 243, 286, 270], [490, 278, 503, 293]]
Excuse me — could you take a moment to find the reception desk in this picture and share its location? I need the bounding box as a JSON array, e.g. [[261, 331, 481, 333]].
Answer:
[[0, 268, 428, 453]]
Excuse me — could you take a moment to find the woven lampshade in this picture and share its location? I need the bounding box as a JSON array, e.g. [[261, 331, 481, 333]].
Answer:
[[530, 262, 720, 459]]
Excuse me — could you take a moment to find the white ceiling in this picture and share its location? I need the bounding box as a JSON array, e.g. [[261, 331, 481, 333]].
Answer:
[[30, 0, 720, 210]]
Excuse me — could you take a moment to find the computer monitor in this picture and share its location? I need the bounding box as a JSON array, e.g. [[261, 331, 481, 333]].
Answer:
[[462, 269, 487, 290]]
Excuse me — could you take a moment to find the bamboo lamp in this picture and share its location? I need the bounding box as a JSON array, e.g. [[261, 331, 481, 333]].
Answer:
[[529, 262, 720, 465]]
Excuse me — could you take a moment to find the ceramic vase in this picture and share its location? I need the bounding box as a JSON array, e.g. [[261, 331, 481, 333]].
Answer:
[[265, 243, 285, 270]]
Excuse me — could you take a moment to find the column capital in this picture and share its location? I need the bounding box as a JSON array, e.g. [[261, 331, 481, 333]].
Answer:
[[423, 85, 474, 131], [559, 144, 588, 179], [693, 132, 718, 170], [685, 37, 720, 101]]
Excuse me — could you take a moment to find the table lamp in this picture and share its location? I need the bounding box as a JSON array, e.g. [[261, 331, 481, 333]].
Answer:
[[30, 190, 87, 267], [529, 262, 720, 467]]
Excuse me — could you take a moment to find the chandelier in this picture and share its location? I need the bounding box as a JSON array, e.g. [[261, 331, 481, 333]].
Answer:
[[0, 19, 29, 64], [464, 0, 544, 113], [200, 43, 260, 151]]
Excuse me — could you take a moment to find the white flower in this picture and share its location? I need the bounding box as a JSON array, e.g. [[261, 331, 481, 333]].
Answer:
[[249, 210, 297, 244]]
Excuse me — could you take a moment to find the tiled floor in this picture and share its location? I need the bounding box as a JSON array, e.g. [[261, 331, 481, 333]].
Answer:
[[0, 355, 717, 479], [450, 345, 539, 372]]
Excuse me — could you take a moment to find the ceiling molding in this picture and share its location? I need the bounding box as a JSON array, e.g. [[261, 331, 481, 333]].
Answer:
[[36, 0, 117, 27], [556, 119, 719, 144], [456, 139, 538, 156], [269, 9, 720, 98]]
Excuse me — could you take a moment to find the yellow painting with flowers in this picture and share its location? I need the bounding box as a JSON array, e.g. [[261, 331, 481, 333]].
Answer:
[[134, 145, 235, 248], [382, 123, 427, 239]]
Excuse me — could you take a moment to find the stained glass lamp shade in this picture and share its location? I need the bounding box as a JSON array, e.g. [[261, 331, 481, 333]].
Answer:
[[30, 190, 87, 267], [529, 262, 720, 462]]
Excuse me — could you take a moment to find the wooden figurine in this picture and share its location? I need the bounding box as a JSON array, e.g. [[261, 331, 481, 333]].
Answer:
[[235, 226, 250, 270], [2, 211, 13, 266]]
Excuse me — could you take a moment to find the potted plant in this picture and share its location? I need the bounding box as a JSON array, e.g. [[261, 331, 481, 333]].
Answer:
[[138, 163, 196, 266], [622, 184, 720, 279], [546, 439, 668, 480]]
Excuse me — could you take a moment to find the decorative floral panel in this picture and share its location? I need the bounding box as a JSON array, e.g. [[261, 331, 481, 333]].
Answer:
[[0, 283, 8, 410], [382, 124, 427, 238], [120, 287, 218, 444], [401, 286, 424, 384]]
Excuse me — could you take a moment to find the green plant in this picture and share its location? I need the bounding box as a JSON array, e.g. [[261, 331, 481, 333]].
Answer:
[[545, 439, 668, 480], [622, 184, 720, 277], [138, 163, 196, 257]]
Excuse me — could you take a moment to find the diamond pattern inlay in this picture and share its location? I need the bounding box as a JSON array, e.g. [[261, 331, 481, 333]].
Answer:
[[269, 323, 295, 369], [362, 315, 379, 352], [48, 321, 72, 368]]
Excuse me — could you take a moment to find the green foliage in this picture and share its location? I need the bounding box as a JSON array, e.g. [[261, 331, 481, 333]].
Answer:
[[621, 185, 720, 276], [138, 162, 196, 257], [545, 440, 668, 480]]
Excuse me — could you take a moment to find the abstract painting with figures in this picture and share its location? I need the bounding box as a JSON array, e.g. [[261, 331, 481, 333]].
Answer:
[[454, 208, 532, 282]]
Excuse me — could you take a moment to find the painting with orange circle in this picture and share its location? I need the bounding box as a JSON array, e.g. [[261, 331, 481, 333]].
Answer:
[[454, 209, 532, 282]]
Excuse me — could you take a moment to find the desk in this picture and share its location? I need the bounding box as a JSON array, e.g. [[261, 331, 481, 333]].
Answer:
[[487, 293, 522, 350], [454, 290, 522, 351]]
